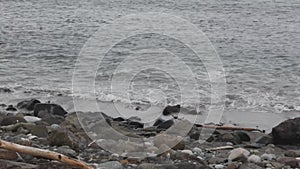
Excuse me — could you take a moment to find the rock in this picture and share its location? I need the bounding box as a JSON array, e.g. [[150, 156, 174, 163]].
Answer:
[[29, 125, 48, 137], [192, 147, 202, 154], [0, 87, 12, 93], [113, 117, 125, 121], [277, 157, 299, 168], [126, 120, 144, 129], [98, 161, 123, 169], [6, 105, 17, 111], [0, 116, 26, 126], [226, 162, 239, 169], [17, 99, 41, 111], [0, 149, 18, 160], [156, 119, 174, 130], [175, 162, 204, 169], [154, 134, 185, 151], [41, 114, 65, 125], [48, 128, 82, 151], [234, 132, 250, 142], [261, 153, 276, 161], [23, 116, 41, 123], [215, 164, 225, 169], [56, 146, 77, 157], [254, 135, 273, 145], [153, 118, 165, 126], [163, 104, 180, 116], [138, 163, 177, 169], [238, 162, 264, 169], [285, 150, 300, 157], [219, 133, 241, 145], [272, 117, 300, 145], [247, 154, 261, 163], [228, 148, 250, 162], [34, 103, 67, 117], [208, 157, 226, 164], [181, 149, 194, 155]]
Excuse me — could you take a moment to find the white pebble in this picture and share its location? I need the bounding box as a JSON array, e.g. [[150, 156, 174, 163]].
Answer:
[[192, 147, 202, 154], [248, 154, 261, 163], [261, 153, 276, 161], [214, 164, 224, 169], [181, 149, 194, 155]]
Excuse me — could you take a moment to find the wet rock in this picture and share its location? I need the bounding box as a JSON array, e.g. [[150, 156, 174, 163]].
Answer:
[[277, 157, 299, 168], [272, 117, 300, 145], [156, 119, 174, 130], [0, 149, 18, 160], [154, 134, 185, 150], [126, 120, 144, 129], [0, 87, 12, 93], [254, 135, 273, 145], [34, 103, 67, 117], [247, 154, 261, 163], [6, 105, 17, 111], [153, 118, 164, 126], [113, 117, 125, 122], [0, 116, 26, 126], [17, 99, 41, 111], [228, 148, 250, 162], [163, 104, 180, 116]]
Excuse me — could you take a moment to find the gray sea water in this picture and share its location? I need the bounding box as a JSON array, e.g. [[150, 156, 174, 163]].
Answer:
[[0, 0, 299, 123]]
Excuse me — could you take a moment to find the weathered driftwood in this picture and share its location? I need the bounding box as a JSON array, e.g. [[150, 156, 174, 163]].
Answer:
[[195, 124, 264, 132], [0, 139, 93, 169], [206, 145, 234, 151]]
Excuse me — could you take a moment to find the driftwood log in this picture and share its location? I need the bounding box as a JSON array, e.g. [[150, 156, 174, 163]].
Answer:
[[195, 124, 264, 132], [0, 139, 93, 169]]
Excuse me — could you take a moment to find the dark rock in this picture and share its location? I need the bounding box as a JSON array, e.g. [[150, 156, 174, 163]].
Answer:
[[163, 104, 180, 116], [239, 162, 264, 169], [218, 133, 241, 144], [113, 117, 125, 121], [254, 135, 273, 145], [34, 103, 67, 117], [126, 120, 144, 129], [156, 119, 174, 130], [5, 105, 17, 111], [0, 116, 26, 126], [41, 114, 65, 125], [0, 87, 12, 93], [272, 117, 300, 145], [153, 118, 164, 126], [234, 131, 250, 142], [0, 103, 6, 107], [17, 99, 41, 111]]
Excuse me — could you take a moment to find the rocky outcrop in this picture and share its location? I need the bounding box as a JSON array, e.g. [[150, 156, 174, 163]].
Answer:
[[33, 103, 67, 117]]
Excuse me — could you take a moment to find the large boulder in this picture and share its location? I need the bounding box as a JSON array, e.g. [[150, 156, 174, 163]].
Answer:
[[272, 117, 300, 145], [17, 99, 41, 111], [34, 103, 67, 117]]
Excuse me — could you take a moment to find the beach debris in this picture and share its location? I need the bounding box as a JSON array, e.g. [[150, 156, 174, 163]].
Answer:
[[0, 139, 93, 169]]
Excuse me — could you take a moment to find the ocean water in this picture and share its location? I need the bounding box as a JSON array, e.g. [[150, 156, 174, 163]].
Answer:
[[0, 0, 299, 119]]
